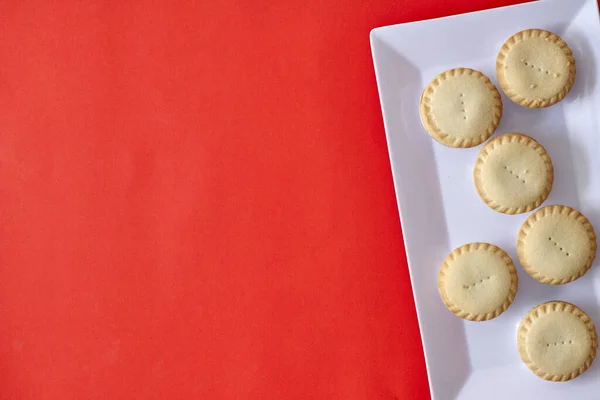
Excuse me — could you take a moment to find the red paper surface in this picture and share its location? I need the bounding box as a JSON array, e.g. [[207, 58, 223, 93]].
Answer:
[[0, 1, 531, 399]]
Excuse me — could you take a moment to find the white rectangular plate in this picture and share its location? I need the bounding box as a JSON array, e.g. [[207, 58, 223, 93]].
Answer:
[[371, 0, 600, 399]]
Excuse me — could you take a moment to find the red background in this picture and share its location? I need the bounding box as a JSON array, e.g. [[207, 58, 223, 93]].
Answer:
[[0, 1, 530, 399]]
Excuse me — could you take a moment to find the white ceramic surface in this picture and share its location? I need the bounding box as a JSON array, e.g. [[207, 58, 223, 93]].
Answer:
[[370, 0, 600, 398]]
